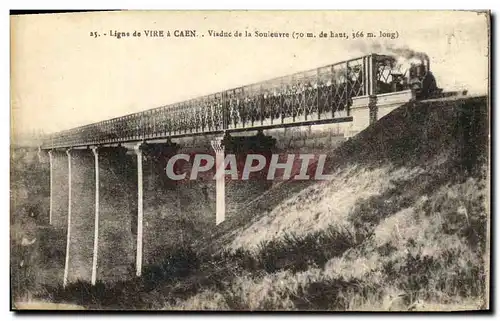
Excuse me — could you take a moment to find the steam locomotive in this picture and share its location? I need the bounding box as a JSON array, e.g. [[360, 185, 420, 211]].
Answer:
[[379, 55, 441, 99]]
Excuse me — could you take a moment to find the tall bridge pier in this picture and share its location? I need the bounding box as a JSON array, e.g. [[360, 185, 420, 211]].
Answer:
[[95, 146, 136, 283], [64, 149, 95, 285], [48, 150, 69, 230]]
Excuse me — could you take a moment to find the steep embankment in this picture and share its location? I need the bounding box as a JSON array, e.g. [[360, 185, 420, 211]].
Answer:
[[169, 95, 489, 310], [38, 95, 489, 311], [226, 95, 488, 250]]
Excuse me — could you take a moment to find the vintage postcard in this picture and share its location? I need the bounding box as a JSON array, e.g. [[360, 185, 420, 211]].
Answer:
[[10, 10, 490, 311]]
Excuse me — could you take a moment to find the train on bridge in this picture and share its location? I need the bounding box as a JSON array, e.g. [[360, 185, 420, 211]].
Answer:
[[42, 53, 438, 149]]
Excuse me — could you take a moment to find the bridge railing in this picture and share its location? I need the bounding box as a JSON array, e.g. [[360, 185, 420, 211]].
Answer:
[[43, 54, 411, 149]]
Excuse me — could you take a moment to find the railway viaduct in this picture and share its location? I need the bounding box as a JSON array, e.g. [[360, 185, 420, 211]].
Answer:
[[39, 53, 417, 287]]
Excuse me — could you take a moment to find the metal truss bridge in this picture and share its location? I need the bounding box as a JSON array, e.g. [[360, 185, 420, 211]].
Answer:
[[42, 54, 411, 149]]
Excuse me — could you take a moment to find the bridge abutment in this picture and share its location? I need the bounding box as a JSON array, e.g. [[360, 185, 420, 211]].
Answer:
[[347, 90, 415, 137]]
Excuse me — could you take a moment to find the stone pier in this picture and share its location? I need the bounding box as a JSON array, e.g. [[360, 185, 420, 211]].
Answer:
[[49, 150, 69, 230], [65, 149, 95, 284], [96, 147, 136, 282], [141, 142, 181, 265]]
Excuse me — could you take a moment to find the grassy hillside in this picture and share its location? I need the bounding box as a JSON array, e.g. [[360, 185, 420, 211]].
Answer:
[[16, 95, 489, 311], [164, 95, 489, 311]]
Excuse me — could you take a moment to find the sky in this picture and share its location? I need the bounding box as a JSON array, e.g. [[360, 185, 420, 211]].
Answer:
[[10, 11, 489, 139]]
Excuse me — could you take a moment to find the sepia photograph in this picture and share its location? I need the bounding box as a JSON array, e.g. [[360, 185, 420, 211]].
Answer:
[[9, 10, 490, 311]]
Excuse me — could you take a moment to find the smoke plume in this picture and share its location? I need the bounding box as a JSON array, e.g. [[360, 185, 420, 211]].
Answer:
[[351, 41, 429, 61]]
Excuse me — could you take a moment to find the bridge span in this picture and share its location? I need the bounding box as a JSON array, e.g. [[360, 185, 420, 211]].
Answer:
[[38, 53, 423, 287], [41, 53, 420, 149]]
